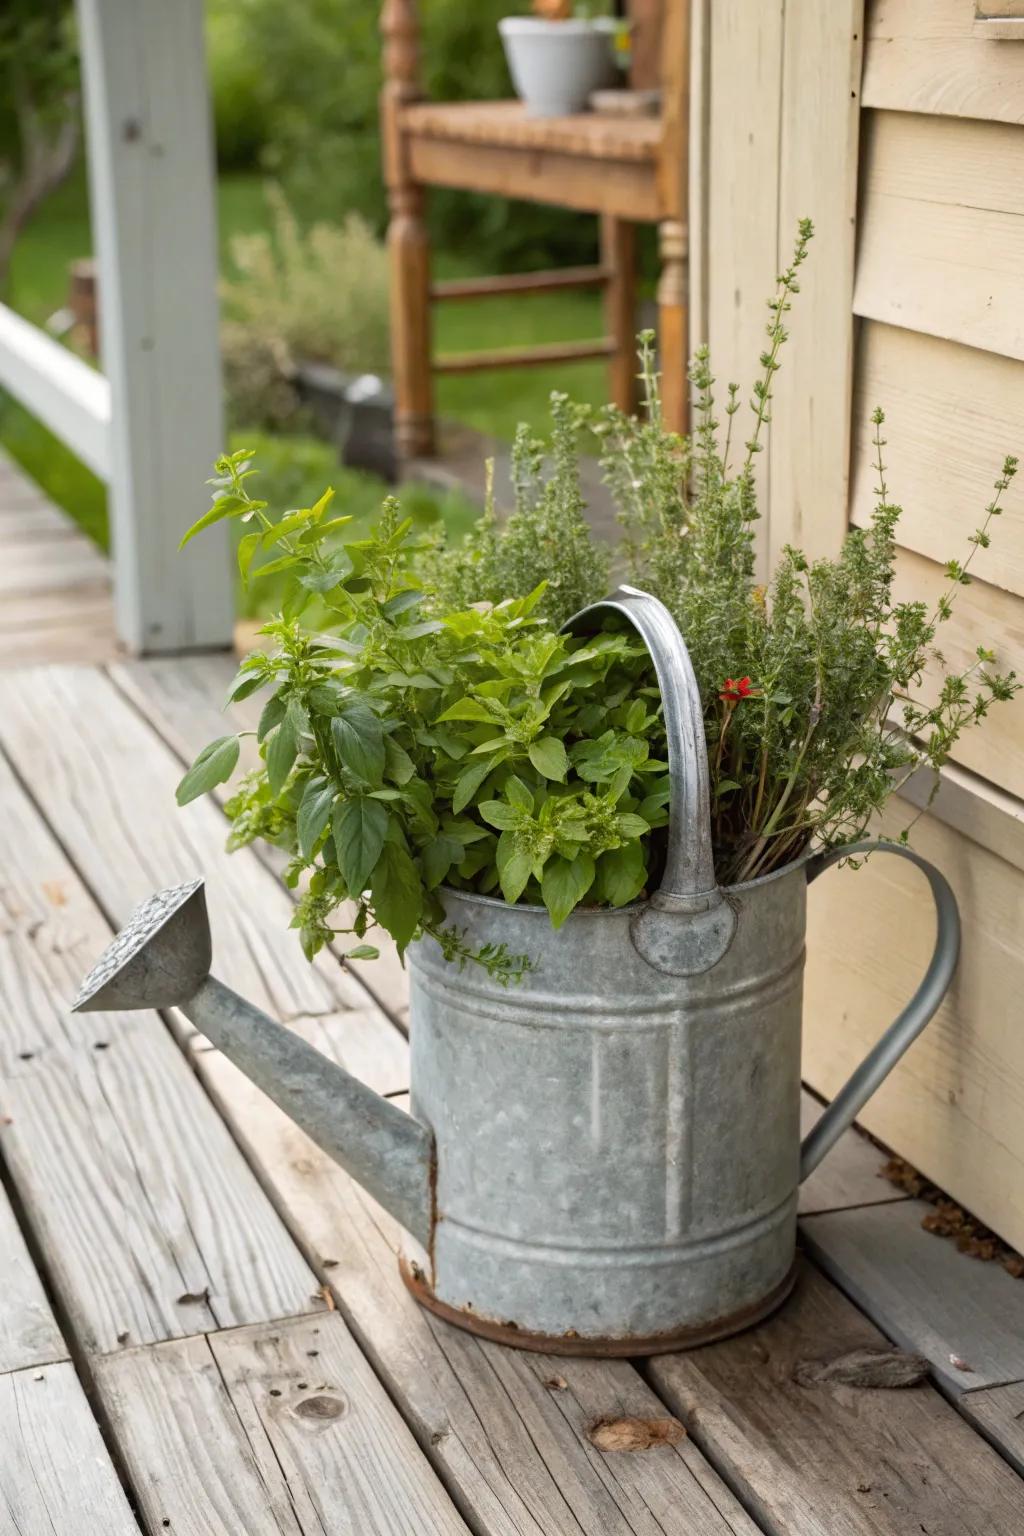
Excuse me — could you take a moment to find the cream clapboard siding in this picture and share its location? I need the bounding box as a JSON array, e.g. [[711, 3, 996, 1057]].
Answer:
[[862, 0, 1024, 123], [805, 801, 1024, 1256], [855, 111, 1024, 361], [698, 0, 1024, 1252], [850, 323, 1024, 596]]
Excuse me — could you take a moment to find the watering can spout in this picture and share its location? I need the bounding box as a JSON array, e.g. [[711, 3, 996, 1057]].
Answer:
[[71, 880, 434, 1248]]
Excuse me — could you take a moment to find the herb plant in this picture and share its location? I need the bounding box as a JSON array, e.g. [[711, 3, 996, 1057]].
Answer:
[[177, 222, 1019, 973], [177, 465, 668, 975], [429, 223, 1021, 884]]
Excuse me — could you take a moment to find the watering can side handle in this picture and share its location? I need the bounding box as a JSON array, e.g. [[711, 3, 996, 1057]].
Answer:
[[562, 586, 737, 975], [798, 840, 961, 1183]]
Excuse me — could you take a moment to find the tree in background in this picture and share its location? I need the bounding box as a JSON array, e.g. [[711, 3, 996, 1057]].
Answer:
[[0, 0, 79, 293]]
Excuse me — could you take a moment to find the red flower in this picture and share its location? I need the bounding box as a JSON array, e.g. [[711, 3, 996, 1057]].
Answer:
[[719, 676, 755, 703]]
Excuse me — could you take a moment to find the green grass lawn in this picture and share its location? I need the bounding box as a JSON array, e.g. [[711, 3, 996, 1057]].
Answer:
[[431, 251, 608, 435], [0, 167, 609, 598]]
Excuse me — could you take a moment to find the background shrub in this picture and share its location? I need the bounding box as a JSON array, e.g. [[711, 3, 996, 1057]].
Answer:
[[215, 0, 598, 269], [206, 8, 269, 172], [221, 185, 390, 373]]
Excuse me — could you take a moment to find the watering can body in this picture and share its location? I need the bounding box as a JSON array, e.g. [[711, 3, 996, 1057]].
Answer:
[[72, 588, 960, 1355], [404, 865, 808, 1350]]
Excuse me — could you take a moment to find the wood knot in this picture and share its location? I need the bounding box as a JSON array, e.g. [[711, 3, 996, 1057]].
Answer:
[[793, 1347, 929, 1390], [294, 1393, 347, 1423]]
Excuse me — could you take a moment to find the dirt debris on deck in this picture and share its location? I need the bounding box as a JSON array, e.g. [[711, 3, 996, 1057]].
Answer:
[[880, 1156, 1024, 1278], [587, 1416, 687, 1452]]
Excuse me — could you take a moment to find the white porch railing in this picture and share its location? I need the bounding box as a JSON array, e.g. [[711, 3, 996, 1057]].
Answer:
[[0, 0, 233, 655], [0, 303, 111, 479]]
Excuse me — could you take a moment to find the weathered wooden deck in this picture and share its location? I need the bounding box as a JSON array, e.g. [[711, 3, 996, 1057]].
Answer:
[[0, 451, 117, 666], [4, 471, 1024, 1534]]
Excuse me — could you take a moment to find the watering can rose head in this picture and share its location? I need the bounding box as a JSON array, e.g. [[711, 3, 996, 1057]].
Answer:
[[175, 222, 1020, 980]]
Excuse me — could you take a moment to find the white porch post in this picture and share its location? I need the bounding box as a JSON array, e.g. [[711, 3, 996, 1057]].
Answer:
[[75, 0, 233, 653]]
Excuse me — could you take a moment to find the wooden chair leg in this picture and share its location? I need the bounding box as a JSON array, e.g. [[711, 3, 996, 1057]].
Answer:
[[656, 218, 689, 437], [600, 215, 638, 414], [381, 0, 434, 462], [387, 183, 434, 462]]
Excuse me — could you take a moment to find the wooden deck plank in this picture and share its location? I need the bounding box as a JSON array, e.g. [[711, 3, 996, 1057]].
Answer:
[[0, 493, 72, 529], [649, 1264, 1024, 1536], [2, 1046, 323, 1354], [0, 1186, 67, 1374], [94, 1316, 471, 1535], [0, 538, 110, 595], [0, 584, 113, 631], [798, 1091, 908, 1216], [800, 1199, 1024, 1394], [960, 1380, 1024, 1481], [196, 1050, 762, 1536], [0, 616, 119, 666], [0, 1360, 139, 1535], [0, 453, 117, 666], [2, 518, 86, 548], [0, 666, 363, 1028], [110, 653, 412, 1030], [0, 451, 67, 508], [0, 744, 154, 1070], [0, 748, 321, 1354]]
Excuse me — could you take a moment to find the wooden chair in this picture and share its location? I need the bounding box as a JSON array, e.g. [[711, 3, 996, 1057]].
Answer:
[[380, 0, 689, 462]]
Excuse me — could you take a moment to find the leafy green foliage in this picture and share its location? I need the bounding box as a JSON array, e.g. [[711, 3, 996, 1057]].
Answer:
[[176, 736, 240, 806], [177, 454, 666, 975], [177, 220, 1021, 977], [427, 221, 1021, 885], [206, 4, 269, 171], [221, 184, 389, 376], [0, 0, 78, 292], [422, 395, 610, 627], [226, 432, 479, 620]]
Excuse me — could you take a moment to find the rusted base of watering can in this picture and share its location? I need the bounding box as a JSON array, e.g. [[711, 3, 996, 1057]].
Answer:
[[399, 1255, 798, 1356]]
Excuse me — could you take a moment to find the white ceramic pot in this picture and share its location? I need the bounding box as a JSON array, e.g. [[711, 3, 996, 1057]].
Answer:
[[499, 17, 616, 118]]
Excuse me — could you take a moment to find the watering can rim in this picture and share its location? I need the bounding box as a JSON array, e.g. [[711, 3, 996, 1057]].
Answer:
[[425, 836, 925, 932], [430, 848, 812, 922]]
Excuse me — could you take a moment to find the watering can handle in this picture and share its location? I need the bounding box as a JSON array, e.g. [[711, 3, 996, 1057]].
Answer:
[[799, 839, 961, 1181], [562, 585, 737, 974]]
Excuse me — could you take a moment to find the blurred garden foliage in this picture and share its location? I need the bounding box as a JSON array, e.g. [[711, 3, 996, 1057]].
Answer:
[[207, 0, 598, 269], [0, 0, 79, 291], [221, 184, 390, 428]]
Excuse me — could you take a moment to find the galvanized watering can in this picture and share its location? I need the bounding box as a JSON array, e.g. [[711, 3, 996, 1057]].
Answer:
[[72, 588, 960, 1355]]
